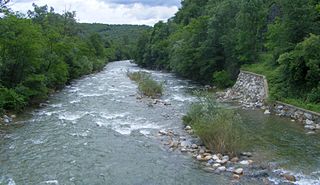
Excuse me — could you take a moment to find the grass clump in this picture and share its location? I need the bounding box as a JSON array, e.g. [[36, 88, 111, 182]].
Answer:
[[183, 95, 247, 156], [127, 71, 163, 98]]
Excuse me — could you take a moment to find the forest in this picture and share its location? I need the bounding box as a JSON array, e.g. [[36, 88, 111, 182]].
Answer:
[[133, 0, 320, 111], [0, 1, 148, 113]]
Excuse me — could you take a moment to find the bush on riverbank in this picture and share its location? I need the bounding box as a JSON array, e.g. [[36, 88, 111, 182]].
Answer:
[[127, 71, 163, 98], [183, 96, 246, 156]]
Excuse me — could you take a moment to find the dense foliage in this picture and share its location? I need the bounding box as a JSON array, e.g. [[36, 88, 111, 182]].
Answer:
[[134, 0, 320, 110], [0, 3, 148, 113], [79, 23, 151, 61]]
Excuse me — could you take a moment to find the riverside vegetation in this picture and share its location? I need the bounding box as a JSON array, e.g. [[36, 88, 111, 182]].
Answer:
[[0, 2, 149, 115], [183, 96, 247, 156], [127, 71, 163, 98], [133, 0, 320, 112]]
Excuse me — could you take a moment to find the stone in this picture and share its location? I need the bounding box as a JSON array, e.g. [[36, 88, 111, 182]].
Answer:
[[277, 105, 284, 110], [212, 163, 221, 168], [185, 125, 192, 130], [304, 113, 313, 120], [231, 157, 239, 163], [305, 125, 316, 130], [204, 155, 212, 160], [316, 124, 320, 130], [234, 168, 244, 175], [239, 160, 250, 165], [180, 141, 191, 148], [222, 155, 229, 161], [212, 154, 220, 161], [264, 110, 271, 115], [282, 174, 296, 182], [3, 118, 10, 123], [196, 155, 203, 161], [181, 148, 187, 152], [207, 159, 214, 164], [10, 115, 16, 119], [241, 152, 253, 157], [216, 159, 228, 164], [158, 130, 167, 136], [307, 131, 316, 135], [233, 174, 240, 180], [199, 149, 205, 154], [191, 144, 198, 149], [217, 166, 226, 172], [305, 119, 314, 125]]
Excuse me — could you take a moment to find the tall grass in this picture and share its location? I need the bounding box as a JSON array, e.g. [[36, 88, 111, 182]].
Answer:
[[127, 71, 163, 98], [183, 95, 247, 156]]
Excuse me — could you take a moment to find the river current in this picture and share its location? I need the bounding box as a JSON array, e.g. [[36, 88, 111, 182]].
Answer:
[[0, 61, 319, 185]]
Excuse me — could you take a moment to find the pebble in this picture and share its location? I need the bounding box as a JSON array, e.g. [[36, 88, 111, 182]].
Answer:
[[305, 125, 316, 130], [212, 154, 220, 161], [199, 149, 205, 154], [231, 157, 239, 163], [264, 110, 271, 115], [239, 160, 250, 165], [196, 155, 203, 161], [241, 152, 253, 157], [212, 163, 221, 168], [306, 119, 314, 125], [227, 167, 235, 172], [222, 155, 229, 161], [217, 166, 226, 172], [203, 155, 212, 161], [159, 130, 167, 135], [234, 168, 244, 175], [180, 141, 191, 148], [233, 174, 240, 180], [181, 148, 187, 152], [191, 144, 198, 149], [185, 126, 192, 130]]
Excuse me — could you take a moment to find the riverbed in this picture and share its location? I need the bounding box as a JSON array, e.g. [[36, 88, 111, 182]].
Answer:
[[0, 61, 319, 185]]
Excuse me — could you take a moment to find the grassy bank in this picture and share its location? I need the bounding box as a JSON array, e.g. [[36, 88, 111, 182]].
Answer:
[[127, 71, 163, 98]]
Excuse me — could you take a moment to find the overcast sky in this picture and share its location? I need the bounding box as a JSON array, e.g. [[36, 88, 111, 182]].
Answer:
[[9, 0, 181, 25]]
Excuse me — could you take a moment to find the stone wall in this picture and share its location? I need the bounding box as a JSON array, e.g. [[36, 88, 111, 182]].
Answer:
[[219, 71, 268, 109], [272, 101, 320, 130], [218, 70, 320, 130]]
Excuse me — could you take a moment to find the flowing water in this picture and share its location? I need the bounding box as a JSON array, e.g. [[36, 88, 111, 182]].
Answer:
[[0, 61, 319, 185]]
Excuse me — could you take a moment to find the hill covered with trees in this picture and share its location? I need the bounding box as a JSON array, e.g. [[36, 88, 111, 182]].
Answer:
[[133, 0, 320, 111], [0, 2, 149, 113], [79, 23, 151, 60]]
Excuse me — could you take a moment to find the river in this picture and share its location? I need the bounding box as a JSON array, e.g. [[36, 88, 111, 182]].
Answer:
[[0, 61, 319, 185]]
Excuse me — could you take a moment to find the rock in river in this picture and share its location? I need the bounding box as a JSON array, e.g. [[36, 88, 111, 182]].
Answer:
[[234, 168, 244, 175]]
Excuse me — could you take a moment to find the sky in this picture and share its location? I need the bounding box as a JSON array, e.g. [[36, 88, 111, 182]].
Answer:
[[9, 0, 181, 25]]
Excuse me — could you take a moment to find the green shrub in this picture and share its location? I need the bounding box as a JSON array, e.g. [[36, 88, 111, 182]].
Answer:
[[138, 78, 163, 98], [127, 71, 163, 98], [0, 87, 26, 111], [183, 97, 247, 156], [127, 71, 150, 82], [15, 74, 48, 101], [213, 70, 234, 89]]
